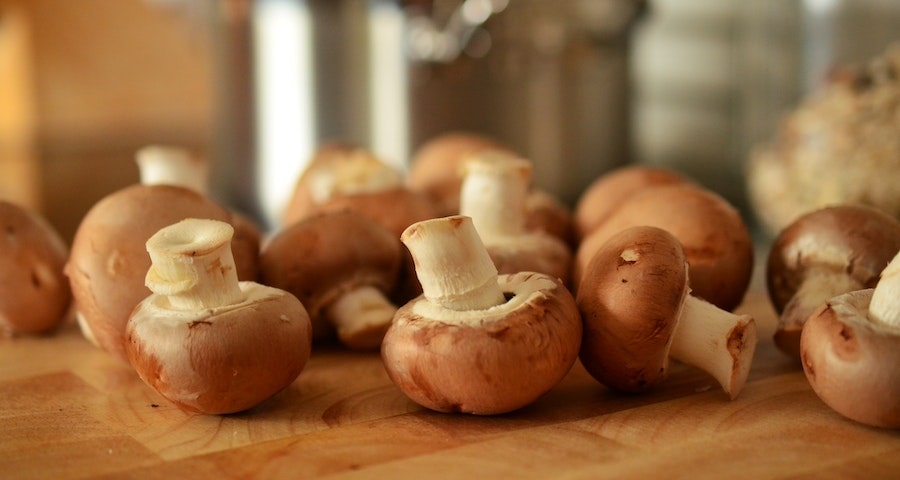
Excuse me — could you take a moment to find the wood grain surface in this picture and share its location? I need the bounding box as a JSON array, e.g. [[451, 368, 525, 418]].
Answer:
[[1, 286, 898, 479]]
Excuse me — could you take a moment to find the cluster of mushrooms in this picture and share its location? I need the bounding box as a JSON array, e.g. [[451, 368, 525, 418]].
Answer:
[[0, 133, 896, 427]]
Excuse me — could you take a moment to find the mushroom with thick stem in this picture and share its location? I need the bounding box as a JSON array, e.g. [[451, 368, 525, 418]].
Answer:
[[577, 225, 757, 399], [573, 165, 689, 241], [800, 250, 900, 428], [766, 205, 900, 361], [0, 201, 72, 336], [407, 131, 575, 246], [66, 149, 258, 361], [574, 183, 754, 311], [382, 215, 582, 415], [126, 218, 311, 415], [259, 210, 402, 350], [459, 152, 572, 284]]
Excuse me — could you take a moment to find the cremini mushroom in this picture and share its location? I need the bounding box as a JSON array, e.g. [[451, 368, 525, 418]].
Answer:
[[574, 183, 754, 311], [407, 131, 574, 245], [260, 210, 402, 350], [126, 218, 311, 415], [767, 205, 900, 360], [577, 225, 757, 399], [459, 152, 571, 284], [281, 143, 406, 227], [573, 165, 688, 241], [0, 201, 72, 336], [800, 250, 900, 428], [382, 215, 582, 415], [66, 149, 257, 361]]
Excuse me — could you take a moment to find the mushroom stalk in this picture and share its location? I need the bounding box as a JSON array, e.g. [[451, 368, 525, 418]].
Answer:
[[144, 219, 243, 311], [325, 285, 398, 347], [459, 154, 530, 239], [136, 145, 209, 193], [401, 216, 506, 311], [668, 295, 757, 399], [870, 252, 900, 327]]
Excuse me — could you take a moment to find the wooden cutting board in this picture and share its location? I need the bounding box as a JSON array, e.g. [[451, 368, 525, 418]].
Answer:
[[1, 287, 898, 479]]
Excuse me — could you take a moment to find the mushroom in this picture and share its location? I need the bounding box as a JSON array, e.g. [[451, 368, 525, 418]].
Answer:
[[259, 210, 402, 349], [577, 225, 757, 399], [382, 215, 582, 415], [407, 131, 574, 246], [767, 205, 900, 360], [459, 152, 572, 284], [126, 218, 311, 415], [573, 165, 688, 241], [574, 183, 754, 311], [0, 201, 72, 336], [66, 150, 257, 361], [281, 143, 406, 227], [800, 250, 900, 428]]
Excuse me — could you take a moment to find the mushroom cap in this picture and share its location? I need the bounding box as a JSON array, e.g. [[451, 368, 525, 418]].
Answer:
[[259, 210, 402, 342], [407, 131, 516, 216], [800, 289, 900, 428], [65, 184, 241, 361], [312, 187, 439, 239], [574, 183, 753, 311], [485, 233, 572, 286], [767, 204, 900, 314], [573, 165, 688, 240], [0, 201, 72, 335], [576, 226, 689, 393], [524, 189, 575, 247], [382, 272, 582, 415], [126, 283, 312, 415]]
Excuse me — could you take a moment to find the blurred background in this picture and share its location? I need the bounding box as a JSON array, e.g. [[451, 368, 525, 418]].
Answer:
[[1, 0, 898, 240]]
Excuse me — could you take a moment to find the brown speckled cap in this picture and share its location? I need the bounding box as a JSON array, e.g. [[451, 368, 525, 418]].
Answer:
[[576, 225, 689, 393]]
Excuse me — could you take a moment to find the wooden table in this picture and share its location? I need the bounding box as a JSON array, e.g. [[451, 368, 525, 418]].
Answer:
[[2, 283, 898, 479]]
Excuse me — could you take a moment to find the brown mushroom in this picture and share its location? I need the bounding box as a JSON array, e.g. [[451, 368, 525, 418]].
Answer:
[[574, 183, 754, 311], [573, 165, 688, 241], [767, 205, 900, 360], [800, 250, 900, 428], [407, 131, 574, 245], [66, 150, 257, 361], [382, 215, 582, 415], [0, 201, 72, 336], [259, 210, 402, 349], [577, 225, 757, 399], [126, 218, 311, 415], [281, 143, 406, 227], [459, 152, 572, 284]]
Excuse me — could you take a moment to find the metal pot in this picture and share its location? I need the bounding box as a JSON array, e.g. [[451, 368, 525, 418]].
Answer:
[[208, 0, 645, 229]]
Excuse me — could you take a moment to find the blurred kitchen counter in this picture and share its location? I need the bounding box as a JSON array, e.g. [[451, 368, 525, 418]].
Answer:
[[1, 283, 899, 479]]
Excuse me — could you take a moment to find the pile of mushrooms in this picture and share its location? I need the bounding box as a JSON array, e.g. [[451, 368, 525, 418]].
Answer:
[[126, 218, 311, 414], [0, 200, 72, 336], [382, 215, 582, 415], [800, 250, 900, 428]]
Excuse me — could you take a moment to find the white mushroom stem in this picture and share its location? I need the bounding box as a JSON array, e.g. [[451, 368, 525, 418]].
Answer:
[[459, 153, 531, 239], [669, 295, 758, 399], [325, 286, 398, 346], [401, 216, 506, 312], [144, 218, 243, 311], [136, 145, 209, 194], [307, 150, 404, 204], [870, 251, 900, 327]]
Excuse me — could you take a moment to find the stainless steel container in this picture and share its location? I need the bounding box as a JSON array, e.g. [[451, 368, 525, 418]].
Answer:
[[208, 0, 645, 229]]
